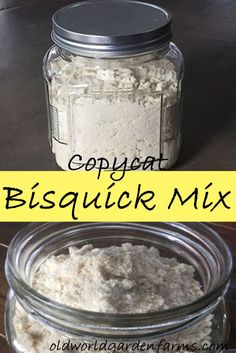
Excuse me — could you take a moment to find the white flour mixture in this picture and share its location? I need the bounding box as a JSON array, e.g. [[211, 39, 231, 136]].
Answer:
[[13, 243, 213, 353], [48, 52, 180, 170]]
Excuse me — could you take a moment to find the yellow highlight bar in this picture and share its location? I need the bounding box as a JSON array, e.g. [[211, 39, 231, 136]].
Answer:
[[0, 171, 234, 221]]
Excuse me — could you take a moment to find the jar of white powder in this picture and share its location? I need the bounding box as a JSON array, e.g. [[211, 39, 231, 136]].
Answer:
[[43, 0, 184, 170], [5, 223, 232, 353]]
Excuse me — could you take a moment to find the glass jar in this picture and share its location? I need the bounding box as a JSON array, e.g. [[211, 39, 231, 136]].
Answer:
[[43, 0, 184, 171], [5, 223, 232, 353]]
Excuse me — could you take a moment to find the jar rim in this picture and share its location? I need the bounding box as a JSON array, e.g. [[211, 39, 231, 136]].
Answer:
[[5, 222, 233, 338]]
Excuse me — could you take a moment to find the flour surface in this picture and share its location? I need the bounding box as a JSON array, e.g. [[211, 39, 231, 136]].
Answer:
[[12, 243, 213, 353], [33, 244, 203, 313]]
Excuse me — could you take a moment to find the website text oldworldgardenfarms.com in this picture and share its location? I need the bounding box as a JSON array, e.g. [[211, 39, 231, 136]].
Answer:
[[49, 339, 227, 352]]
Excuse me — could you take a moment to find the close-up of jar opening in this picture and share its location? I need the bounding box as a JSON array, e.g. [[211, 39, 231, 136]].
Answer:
[[4, 223, 232, 353], [43, 0, 184, 171]]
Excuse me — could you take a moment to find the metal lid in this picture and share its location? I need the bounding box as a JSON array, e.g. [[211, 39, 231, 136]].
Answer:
[[52, 0, 172, 57]]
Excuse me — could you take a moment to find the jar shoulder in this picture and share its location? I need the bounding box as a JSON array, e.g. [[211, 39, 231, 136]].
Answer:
[[166, 42, 184, 78]]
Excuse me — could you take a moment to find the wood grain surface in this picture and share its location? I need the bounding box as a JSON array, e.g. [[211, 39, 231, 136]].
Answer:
[[0, 222, 235, 352]]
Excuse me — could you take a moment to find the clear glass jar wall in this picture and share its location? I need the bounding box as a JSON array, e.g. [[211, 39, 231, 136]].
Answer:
[[5, 223, 232, 353], [44, 45, 184, 170], [43, 1, 184, 170]]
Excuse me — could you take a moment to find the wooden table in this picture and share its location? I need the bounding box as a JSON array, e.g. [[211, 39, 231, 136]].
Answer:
[[0, 222, 235, 352]]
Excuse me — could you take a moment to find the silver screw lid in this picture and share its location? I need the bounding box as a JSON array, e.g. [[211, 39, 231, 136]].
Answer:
[[52, 0, 172, 57]]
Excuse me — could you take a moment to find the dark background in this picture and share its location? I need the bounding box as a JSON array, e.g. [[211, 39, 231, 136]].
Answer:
[[0, 0, 236, 170], [0, 222, 236, 352]]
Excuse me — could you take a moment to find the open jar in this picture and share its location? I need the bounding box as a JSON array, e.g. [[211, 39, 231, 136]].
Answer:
[[43, 0, 184, 171], [5, 223, 232, 353]]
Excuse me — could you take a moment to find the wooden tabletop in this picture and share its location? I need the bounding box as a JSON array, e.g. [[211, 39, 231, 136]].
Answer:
[[0, 222, 235, 352]]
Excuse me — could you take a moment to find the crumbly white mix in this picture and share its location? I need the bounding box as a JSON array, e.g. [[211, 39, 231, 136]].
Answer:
[[13, 244, 213, 353], [48, 51, 180, 170]]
